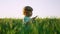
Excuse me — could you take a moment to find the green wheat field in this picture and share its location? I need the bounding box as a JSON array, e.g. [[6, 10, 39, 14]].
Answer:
[[0, 18, 60, 34]]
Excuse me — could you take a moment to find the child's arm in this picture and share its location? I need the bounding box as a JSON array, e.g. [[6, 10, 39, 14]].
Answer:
[[31, 16, 37, 23], [32, 16, 37, 20]]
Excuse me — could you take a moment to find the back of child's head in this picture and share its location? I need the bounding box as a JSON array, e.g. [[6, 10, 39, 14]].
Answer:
[[23, 6, 33, 16]]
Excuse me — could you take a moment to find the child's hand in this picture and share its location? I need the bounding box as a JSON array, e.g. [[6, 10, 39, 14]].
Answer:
[[32, 16, 37, 20]]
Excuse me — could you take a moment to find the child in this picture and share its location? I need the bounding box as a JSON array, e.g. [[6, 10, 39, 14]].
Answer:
[[23, 6, 37, 24], [23, 6, 37, 34]]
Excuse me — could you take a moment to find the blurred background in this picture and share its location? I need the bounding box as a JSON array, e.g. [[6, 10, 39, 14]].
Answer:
[[0, 0, 60, 18]]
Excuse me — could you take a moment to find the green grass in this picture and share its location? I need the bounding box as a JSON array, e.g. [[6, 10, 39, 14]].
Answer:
[[0, 18, 60, 34]]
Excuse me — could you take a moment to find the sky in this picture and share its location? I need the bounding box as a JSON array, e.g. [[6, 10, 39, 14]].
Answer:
[[0, 0, 60, 18]]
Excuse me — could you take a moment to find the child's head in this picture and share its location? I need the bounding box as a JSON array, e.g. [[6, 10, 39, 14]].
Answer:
[[23, 6, 33, 17]]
